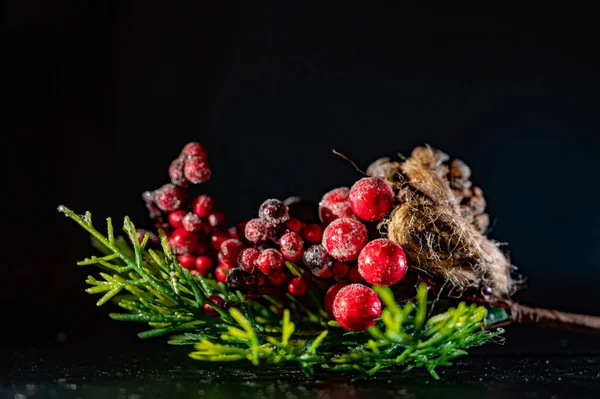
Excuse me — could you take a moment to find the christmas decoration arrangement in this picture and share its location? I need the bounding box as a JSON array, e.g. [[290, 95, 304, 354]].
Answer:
[[58, 142, 600, 379]]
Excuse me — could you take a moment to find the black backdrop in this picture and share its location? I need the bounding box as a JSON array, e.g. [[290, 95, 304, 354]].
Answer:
[[3, 2, 600, 348]]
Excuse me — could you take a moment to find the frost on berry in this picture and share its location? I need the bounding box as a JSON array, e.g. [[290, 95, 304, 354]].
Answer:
[[182, 212, 203, 232], [184, 157, 211, 184], [181, 142, 208, 159], [302, 245, 333, 277], [319, 187, 355, 224], [358, 238, 407, 286], [322, 218, 368, 262], [258, 199, 290, 226], [169, 155, 187, 186], [154, 184, 183, 212], [219, 238, 244, 266], [349, 177, 394, 221], [192, 194, 214, 218], [244, 218, 272, 243], [257, 248, 284, 275], [279, 231, 304, 261], [238, 248, 260, 272], [333, 284, 381, 332]]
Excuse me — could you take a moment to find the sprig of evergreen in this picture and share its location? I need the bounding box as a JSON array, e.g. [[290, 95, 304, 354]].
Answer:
[[58, 205, 503, 378]]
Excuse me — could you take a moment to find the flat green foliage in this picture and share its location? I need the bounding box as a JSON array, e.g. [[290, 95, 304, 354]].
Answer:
[[58, 205, 503, 378]]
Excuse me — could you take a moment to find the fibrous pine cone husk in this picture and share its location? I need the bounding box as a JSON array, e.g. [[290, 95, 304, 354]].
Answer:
[[369, 146, 515, 296]]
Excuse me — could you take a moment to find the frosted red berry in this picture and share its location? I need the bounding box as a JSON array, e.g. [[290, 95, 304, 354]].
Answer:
[[244, 218, 272, 243], [268, 271, 287, 286], [195, 255, 213, 275], [322, 218, 368, 262], [154, 184, 183, 212], [257, 249, 284, 275], [178, 254, 196, 270], [168, 156, 187, 186], [208, 211, 226, 228], [324, 282, 348, 318], [349, 177, 394, 221], [184, 157, 211, 184], [319, 187, 355, 224], [288, 277, 307, 297], [358, 238, 407, 286], [332, 261, 350, 280], [182, 212, 203, 232], [286, 218, 303, 233], [348, 265, 363, 282], [192, 194, 214, 218], [215, 263, 232, 283], [219, 238, 244, 266], [258, 199, 290, 226], [279, 231, 304, 262], [302, 224, 323, 244], [210, 230, 229, 250], [181, 142, 208, 159], [204, 294, 224, 317], [302, 245, 333, 277], [237, 248, 260, 272], [168, 210, 187, 228], [333, 284, 381, 332], [169, 228, 198, 254]]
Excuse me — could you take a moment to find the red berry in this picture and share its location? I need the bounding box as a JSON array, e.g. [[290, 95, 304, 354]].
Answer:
[[192, 194, 214, 218], [195, 241, 207, 255], [208, 211, 227, 228], [348, 265, 363, 282], [319, 187, 355, 224], [302, 224, 323, 243], [333, 284, 381, 331], [302, 245, 333, 277], [154, 184, 183, 212], [215, 264, 232, 283], [358, 238, 407, 286], [244, 218, 272, 243], [182, 212, 203, 232], [178, 254, 196, 270], [322, 218, 368, 262], [324, 282, 348, 318], [349, 177, 394, 221], [258, 199, 290, 226], [168, 155, 187, 187], [268, 271, 287, 286], [195, 255, 213, 275], [332, 262, 350, 280], [288, 277, 307, 297], [181, 142, 208, 159], [184, 157, 211, 184], [169, 228, 198, 254], [219, 238, 244, 266], [168, 210, 187, 228], [257, 249, 284, 275], [286, 218, 303, 233], [238, 248, 260, 272], [210, 230, 229, 250], [204, 294, 224, 317], [279, 231, 304, 262]]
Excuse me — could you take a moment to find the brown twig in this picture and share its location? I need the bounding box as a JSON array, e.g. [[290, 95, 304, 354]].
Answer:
[[510, 303, 600, 336]]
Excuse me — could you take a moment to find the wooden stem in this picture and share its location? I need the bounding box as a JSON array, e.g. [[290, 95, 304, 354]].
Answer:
[[510, 303, 600, 336]]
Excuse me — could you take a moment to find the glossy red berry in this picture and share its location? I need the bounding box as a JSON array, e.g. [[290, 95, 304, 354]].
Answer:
[[333, 284, 381, 332], [219, 238, 244, 266], [319, 187, 355, 224], [184, 157, 211, 184], [258, 199, 290, 226], [168, 155, 187, 186], [322, 218, 368, 262], [195, 255, 213, 275], [257, 249, 284, 275], [349, 177, 394, 221], [208, 211, 227, 228], [154, 184, 183, 212], [237, 248, 260, 272], [279, 231, 304, 262], [302, 245, 333, 277], [181, 142, 208, 159], [182, 212, 203, 232], [348, 265, 363, 282], [332, 262, 350, 280], [178, 254, 196, 270], [286, 218, 303, 233], [169, 228, 198, 254], [210, 230, 229, 250], [288, 277, 307, 297], [244, 218, 272, 244], [358, 238, 407, 286], [268, 271, 287, 286], [192, 194, 214, 218], [204, 294, 224, 317], [215, 264, 232, 283], [324, 282, 348, 318], [302, 224, 323, 244], [168, 210, 187, 228]]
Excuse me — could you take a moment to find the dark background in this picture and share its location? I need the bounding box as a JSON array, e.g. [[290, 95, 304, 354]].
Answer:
[[3, 1, 600, 353]]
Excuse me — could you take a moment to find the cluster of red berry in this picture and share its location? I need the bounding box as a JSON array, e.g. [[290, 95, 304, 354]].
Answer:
[[144, 143, 410, 332]]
